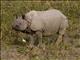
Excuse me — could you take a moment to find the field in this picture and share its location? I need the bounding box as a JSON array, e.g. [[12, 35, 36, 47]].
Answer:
[[1, 1, 80, 60]]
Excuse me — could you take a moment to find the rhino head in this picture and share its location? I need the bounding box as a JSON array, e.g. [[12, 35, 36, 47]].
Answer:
[[12, 15, 29, 32]]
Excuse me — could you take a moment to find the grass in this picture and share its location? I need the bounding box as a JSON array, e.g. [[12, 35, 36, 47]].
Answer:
[[1, 1, 80, 60]]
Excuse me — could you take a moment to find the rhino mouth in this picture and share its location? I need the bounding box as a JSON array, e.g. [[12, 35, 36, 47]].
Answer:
[[12, 27, 36, 34], [12, 26, 25, 33]]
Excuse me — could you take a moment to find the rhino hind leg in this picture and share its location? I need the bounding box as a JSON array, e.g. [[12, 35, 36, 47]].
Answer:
[[55, 19, 68, 47], [55, 27, 66, 47]]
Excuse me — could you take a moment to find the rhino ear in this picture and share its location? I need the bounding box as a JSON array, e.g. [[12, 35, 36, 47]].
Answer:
[[16, 15, 18, 19], [22, 14, 25, 19]]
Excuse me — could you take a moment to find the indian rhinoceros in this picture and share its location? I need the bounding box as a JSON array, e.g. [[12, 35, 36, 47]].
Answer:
[[12, 9, 68, 47]]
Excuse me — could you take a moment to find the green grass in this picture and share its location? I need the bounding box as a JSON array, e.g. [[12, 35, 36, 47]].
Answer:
[[1, 1, 80, 60]]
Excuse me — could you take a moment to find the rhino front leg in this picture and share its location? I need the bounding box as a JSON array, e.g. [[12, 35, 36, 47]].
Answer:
[[36, 31, 42, 47], [28, 34, 34, 48]]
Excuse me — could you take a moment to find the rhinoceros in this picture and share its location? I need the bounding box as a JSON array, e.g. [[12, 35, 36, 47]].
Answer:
[[12, 9, 68, 47]]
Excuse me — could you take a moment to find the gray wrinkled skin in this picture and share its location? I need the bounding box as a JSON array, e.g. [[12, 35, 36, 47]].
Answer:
[[12, 9, 69, 47], [12, 17, 28, 31]]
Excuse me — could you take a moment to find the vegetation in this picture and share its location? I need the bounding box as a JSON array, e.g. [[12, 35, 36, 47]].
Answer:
[[1, 1, 80, 60]]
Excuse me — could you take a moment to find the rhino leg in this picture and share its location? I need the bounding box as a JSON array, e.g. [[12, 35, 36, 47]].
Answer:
[[55, 28, 66, 46], [36, 31, 42, 47], [28, 34, 34, 48]]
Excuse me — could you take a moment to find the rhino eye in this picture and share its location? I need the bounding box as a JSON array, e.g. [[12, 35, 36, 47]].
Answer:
[[19, 23, 22, 25]]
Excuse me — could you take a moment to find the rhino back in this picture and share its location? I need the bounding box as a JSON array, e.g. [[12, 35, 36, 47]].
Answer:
[[30, 9, 67, 35]]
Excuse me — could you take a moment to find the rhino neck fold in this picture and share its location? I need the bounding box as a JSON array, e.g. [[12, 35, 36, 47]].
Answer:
[[24, 20, 36, 34]]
